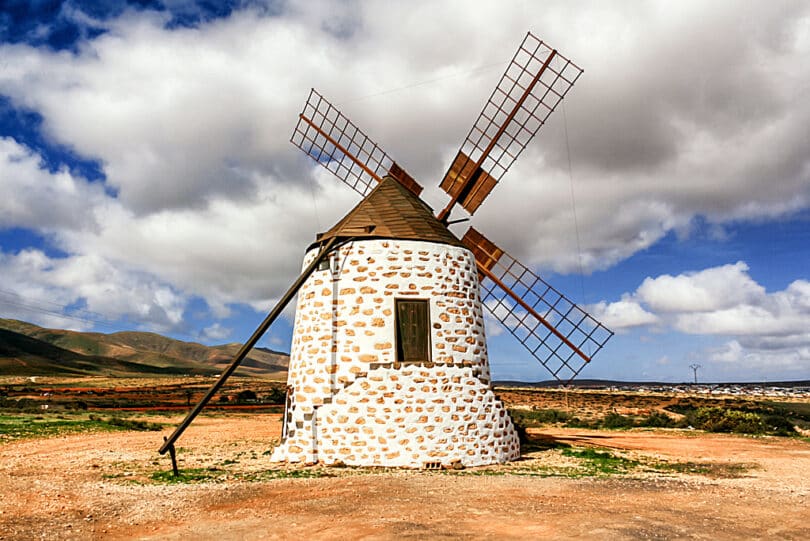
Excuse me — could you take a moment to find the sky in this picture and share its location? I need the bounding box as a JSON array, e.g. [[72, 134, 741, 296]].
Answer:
[[0, 0, 808, 383]]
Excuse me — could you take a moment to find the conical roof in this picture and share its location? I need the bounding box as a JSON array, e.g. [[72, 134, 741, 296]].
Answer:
[[312, 176, 464, 249]]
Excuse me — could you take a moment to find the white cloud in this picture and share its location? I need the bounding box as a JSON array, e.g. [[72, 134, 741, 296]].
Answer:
[[709, 340, 745, 363], [655, 356, 670, 366], [636, 262, 765, 313], [201, 322, 232, 342], [674, 303, 802, 336], [598, 262, 810, 371], [0, 138, 109, 232], [1, 2, 808, 261], [0, 248, 187, 333], [0, 1, 808, 347], [709, 339, 810, 375], [590, 297, 659, 330]]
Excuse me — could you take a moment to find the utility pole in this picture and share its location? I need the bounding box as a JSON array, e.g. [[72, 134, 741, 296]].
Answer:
[[689, 364, 701, 385]]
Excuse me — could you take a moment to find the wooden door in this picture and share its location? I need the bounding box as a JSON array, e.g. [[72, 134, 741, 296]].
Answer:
[[395, 299, 430, 363]]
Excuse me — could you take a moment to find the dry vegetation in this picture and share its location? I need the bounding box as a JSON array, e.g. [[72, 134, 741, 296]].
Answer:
[[1, 377, 809, 540]]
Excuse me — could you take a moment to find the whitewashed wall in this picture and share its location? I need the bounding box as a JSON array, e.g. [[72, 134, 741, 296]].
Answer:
[[271, 239, 518, 467]]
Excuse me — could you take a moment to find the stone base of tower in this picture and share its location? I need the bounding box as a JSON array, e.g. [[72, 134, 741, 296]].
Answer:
[[271, 364, 520, 468]]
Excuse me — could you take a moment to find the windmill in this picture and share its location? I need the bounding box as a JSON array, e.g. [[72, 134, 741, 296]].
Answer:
[[159, 31, 612, 471]]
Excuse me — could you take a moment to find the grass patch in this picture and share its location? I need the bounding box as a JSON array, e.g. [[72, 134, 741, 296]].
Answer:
[[251, 468, 335, 480], [150, 468, 220, 484], [148, 466, 336, 484], [561, 447, 639, 475], [0, 412, 164, 442], [452, 466, 561, 478], [140, 443, 759, 484], [649, 460, 754, 479]]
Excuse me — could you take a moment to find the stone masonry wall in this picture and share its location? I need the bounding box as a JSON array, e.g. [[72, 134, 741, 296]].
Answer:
[[318, 364, 520, 467], [271, 239, 517, 466]]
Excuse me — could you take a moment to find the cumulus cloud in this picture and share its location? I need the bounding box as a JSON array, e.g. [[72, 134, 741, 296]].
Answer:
[[0, 0, 808, 343], [461, 1, 810, 272], [597, 262, 810, 371], [0, 138, 108, 232], [672, 276, 810, 338], [0, 134, 359, 330], [708, 338, 810, 375], [636, 262, 765, 313], [201, 322, 232, 342], [590, 297, 659, 330], [0, 248, 187, 332]]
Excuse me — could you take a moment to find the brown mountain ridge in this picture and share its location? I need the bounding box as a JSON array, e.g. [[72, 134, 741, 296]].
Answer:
[[0, 319, 288, 378]]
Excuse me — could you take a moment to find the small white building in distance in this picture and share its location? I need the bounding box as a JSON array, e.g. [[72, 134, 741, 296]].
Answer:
[[271, 176, 519, 468]]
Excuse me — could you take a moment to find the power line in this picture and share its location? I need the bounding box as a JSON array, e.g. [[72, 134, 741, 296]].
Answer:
[[338, 61, 507, 105], [0, 288, 119, 330]]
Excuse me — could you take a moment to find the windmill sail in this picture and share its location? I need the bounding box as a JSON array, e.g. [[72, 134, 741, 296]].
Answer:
[[289, 33, 609, 384], [461, 227, 612, 382], [291, 89, 422, 197], [438, 32, 583, 221]]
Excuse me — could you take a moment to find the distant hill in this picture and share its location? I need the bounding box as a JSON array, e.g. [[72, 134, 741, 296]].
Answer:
[[0, 329, 201, 377], [0, 319, 289, 378]]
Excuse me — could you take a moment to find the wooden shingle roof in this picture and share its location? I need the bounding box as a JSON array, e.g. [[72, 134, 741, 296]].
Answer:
[[313, 176, 464, 248]]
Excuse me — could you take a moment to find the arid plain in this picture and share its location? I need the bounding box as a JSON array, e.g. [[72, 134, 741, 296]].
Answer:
[[1, 377, 809, 540]]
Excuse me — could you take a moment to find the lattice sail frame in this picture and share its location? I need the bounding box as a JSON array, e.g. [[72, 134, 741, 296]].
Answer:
[[439, 32, 583, 217], [289, 34, 611, 383], [462, 228, 613, 383], [291, 89, 396, 197]]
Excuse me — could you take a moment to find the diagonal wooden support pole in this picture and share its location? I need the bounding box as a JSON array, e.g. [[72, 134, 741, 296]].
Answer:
[[158, 236, 341, 466]]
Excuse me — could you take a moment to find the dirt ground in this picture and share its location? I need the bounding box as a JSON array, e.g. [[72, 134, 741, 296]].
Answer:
[[1, 411, 809, 540]]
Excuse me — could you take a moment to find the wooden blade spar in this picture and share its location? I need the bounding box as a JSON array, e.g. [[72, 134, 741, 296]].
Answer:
[[461, 227, 613, 383], [438, 32, 583, 222], [290, 89, 422, 197], [475, 262, 588, 362]]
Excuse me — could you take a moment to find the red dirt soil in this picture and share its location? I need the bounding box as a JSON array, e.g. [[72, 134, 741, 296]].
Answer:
[[1, 413, 809, 540]]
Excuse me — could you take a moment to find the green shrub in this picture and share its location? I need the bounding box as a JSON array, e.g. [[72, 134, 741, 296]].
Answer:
[[508, 408, 570, 427], [638, 411, 677, 428], [236, 389, 257, 403], [601, 412, 634, 429], [263, 387, 287, 404], [761, 414, 797, 436], [686, 407, 764, 434]]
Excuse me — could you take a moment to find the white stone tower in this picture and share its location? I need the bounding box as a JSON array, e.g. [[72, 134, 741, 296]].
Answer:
[[271, 177, 519, 468]]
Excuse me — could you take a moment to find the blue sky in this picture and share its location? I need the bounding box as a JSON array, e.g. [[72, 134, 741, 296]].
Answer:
[[1, 0, 808, 383]]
